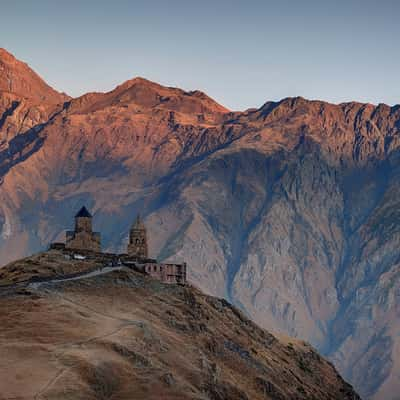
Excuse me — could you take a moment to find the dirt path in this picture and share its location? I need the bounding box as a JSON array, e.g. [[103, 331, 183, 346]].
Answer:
[[27, 265, 126, 290]]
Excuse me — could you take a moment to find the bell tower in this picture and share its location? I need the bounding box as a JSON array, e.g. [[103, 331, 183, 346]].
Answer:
[[127, 214, 148, 259]]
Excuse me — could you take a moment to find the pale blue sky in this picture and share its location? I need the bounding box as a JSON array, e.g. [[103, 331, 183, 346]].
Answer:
[[1, 0, 399, 110]]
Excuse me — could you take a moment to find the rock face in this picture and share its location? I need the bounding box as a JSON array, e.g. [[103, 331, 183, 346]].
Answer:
[[0, 252, 360, 400], [0, 49, 399, 399], [0, 48, 68, 104], [0, 48, 68, 155]]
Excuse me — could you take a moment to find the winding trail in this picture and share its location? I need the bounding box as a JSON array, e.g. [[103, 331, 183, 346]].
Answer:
[[27, 265, 126, 290], [24, 264, 146, 400], [0, 259, 153, 399]]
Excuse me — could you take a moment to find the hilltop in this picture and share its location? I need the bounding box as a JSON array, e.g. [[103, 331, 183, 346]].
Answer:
[[0, 251, 359, 400]]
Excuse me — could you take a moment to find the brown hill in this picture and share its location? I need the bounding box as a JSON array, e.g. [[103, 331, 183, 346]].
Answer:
[[1, 49, 400, 399], [0, 250, 360, 400]]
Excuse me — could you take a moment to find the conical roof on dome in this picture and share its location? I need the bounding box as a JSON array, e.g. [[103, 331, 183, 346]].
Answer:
[[75, 206, 92, 218]]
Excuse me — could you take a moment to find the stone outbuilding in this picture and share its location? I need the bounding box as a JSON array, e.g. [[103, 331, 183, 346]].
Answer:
[[142, 262, 187, 284], [65, 206, 101, 252]]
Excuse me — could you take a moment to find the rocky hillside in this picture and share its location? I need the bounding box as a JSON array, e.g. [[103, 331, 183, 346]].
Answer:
[[0, 49, 399, 399], [0, 48, 68, 104], [0, 251, 360, 400]]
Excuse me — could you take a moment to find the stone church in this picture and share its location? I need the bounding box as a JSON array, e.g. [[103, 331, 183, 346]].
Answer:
[[65, 206, 101, 252], [52, 206, 187, 285]]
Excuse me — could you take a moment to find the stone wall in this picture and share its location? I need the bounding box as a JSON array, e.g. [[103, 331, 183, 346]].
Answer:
[[75, 216, 92, 233], [66, 231, 101, 252], [128, 229, 148, 258]]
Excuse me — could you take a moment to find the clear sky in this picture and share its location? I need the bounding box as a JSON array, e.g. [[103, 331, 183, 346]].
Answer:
[[1, 0, 399, 110]]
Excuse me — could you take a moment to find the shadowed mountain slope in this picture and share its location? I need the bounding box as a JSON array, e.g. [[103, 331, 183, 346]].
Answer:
[[0, 49, 400, 399]]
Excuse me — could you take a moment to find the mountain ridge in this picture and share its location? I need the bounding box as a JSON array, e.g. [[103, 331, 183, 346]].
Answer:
[[0, 47, 69, 104], [4, 46, 397, 111], [1, 48, 400, 399]]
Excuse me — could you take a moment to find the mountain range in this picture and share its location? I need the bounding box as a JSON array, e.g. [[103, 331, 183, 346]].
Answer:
[[1, 48, 399, 399]]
